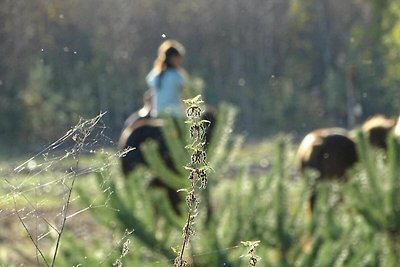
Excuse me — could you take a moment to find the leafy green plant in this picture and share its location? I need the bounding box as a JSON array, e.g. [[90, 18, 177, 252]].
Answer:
[[347, 131, 400, 266], [53, 115, 400, 267], [58, 101, 242, 265], [174, 95, 212, 267]]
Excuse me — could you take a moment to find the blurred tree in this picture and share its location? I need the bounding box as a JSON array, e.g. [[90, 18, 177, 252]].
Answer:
[[20, 60, 64, 142], [348, 0, 400, 120], [0, 0, 40, 144], [1, 0, 400, 148]]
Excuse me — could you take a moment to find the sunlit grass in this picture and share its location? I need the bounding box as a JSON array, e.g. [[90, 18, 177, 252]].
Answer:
[[2, 132, 400, 266]]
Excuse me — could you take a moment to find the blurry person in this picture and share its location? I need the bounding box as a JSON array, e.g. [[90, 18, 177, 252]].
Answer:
[[146, 40, 187, 117]]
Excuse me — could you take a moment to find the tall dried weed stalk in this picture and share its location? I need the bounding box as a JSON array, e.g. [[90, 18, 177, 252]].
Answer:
[[174, 95, 211, 267]]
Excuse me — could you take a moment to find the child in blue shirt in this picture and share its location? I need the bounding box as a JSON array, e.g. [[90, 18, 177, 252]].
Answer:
[[146, 40, 187, 117]]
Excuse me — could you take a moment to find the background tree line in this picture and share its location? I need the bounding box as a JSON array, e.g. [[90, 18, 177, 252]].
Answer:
[[1, 0, 400, 149]]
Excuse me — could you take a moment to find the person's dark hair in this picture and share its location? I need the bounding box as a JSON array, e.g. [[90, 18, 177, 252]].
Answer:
[[152, 40, 186, 89], [164, 47, 180, 68], [153, 40, 185, 72]]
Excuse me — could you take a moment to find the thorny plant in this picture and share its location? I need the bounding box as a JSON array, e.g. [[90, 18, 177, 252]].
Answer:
[[240, 241, 261, 266], [9, 113, 106, 266], [174, 95, 211, 267]]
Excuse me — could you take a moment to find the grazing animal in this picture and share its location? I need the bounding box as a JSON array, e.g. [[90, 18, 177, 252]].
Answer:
[[118, 106, 217, 214], [296, 128, 358, 210], [361, 115, 396, 150], [297, 127, 358, 180], [297, 114, 396, 210]]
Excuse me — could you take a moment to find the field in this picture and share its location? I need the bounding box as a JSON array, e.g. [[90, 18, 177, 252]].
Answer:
[[1, 110, 400, 267], [3, 1, 400, 266]]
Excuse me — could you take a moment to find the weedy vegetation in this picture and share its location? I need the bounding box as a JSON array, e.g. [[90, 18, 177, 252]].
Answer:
[[1, 96, 400, 266]]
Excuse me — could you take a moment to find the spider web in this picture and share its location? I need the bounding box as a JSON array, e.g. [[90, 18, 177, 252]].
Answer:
[[0, 112, 253, 266], [0, 112, 128, 265]]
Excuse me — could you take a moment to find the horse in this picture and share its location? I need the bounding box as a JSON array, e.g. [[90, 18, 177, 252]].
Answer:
[[118, 103, 217, 214], [361, 115, 396, 150], [296, 114, 396, 211], [296, 127, 358, 210]]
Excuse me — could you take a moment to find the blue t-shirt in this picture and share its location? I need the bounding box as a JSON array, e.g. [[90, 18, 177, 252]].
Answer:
[[146, 68, 184, 117]]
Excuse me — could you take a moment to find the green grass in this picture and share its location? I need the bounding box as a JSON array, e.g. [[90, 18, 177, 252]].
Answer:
[[1, 130, 400, 266], [0, 137, 273, 265], [0, 148, 120, 265]]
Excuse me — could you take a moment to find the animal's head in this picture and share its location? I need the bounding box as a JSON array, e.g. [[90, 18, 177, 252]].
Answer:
[[362, 115, 396, 149]]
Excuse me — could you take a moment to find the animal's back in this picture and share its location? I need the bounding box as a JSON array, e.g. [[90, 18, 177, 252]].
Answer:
[[319, 133, 357, 179], [119, 119, 165, 175], [297, 128, 357, 179]]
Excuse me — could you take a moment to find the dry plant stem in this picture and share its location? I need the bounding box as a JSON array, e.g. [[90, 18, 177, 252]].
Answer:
[[51, 115, 101, 265], [32, 181, 39, 265], [175, 95, 208, 266], [12, 184, 60, 266], [51, 118, 94, 265], [35, 184, 41, 266], [12, 114, 103, 266], [100, 229, 133, 265], [16, 149, 83, 267], [14, 199, 50, 267], [50, 157, 80, 267], [177, 210, 192, 263]]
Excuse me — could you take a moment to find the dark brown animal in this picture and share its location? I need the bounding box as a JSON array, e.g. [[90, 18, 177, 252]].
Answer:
[[118, 118, 170, 175], [118, 106, 217, 214], [296, 128, 358, 210], [118, 107, 217, 175], [297, 127, 358, 179], [118, 117, 182, 214], [361, 115, 396, 150], [297, 115, 396, 210]]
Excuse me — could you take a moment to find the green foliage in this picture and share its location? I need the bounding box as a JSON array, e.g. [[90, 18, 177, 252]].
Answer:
[[45, 110, 400, 266], [347, 132, 400, 266], [56, 103, 244, 265], [3, 0, 400, 146], [20, 60, 66, 142], [348, 0, 400, 118]]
